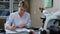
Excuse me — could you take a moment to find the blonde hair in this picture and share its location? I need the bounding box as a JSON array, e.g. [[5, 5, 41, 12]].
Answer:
[[18, 1, 29, 10]]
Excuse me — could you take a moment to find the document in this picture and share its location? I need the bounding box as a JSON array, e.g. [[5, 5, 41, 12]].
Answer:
[[15, 28, 31, 32], [6, 28, 32, 33]]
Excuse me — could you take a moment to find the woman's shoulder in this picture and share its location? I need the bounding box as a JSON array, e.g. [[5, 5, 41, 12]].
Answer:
[[9, 12, 18, 17], [25, 12, 30, 16]]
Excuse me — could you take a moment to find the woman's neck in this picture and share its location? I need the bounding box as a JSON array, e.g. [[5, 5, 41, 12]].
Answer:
[[18, 12, 24, 17]]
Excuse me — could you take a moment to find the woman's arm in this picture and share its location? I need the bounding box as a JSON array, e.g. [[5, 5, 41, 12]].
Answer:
[[5, 13, 16, 30], [26, 14, 31, 28]]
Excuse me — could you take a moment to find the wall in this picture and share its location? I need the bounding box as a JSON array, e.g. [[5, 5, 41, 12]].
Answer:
[[30, 0, 44, 28], [46, 0, 60, 13]]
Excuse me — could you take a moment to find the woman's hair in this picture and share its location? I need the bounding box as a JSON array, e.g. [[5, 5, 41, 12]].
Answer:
[[18, 1, 29, 10]]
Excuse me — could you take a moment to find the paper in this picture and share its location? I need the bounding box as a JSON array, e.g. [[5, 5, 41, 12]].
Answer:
[[6, 28, 31, 33], [6, 30, 17, 33], [15, 28, 31, 32]]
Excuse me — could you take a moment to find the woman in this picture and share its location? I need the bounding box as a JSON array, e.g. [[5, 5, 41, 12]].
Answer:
[[5, 1, 31, 34]]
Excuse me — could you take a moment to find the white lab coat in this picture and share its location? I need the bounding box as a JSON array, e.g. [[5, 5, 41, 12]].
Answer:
[[44, 10, 60, 30], [4, 12, 31, 33]]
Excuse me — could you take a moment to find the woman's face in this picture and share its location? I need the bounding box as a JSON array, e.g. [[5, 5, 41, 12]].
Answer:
[[18, 5, 26, 14]]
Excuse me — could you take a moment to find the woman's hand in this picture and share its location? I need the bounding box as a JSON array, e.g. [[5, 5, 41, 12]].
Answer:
[[18, 24, 27, 28], [6, 25, 16, 31], [11, 25, 16, 30]]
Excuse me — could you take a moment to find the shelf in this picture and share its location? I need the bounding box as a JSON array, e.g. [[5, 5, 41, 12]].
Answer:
[[0, 9, 9, 11], [0, 16, 8, 19], [0, 0, 19, 19], [0, 1, 9, 3], [13, 1, 19, 4], [5, 0, 9, 1], [0, 1, 18, 3], [13, 9, 18, 11]]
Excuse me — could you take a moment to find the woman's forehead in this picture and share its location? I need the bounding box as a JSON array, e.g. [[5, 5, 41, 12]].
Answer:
[[18, 3, 22, 6]]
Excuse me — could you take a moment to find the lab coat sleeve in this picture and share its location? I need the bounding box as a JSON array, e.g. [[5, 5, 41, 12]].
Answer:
[[27, 14, 31, 28], [4, 13, 14, 29]]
